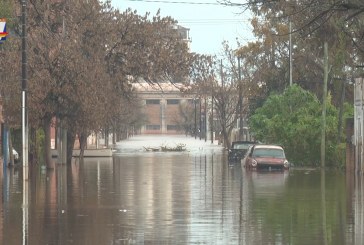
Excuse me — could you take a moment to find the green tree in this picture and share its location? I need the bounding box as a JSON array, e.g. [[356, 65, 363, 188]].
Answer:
[[249, 84, 345, 167]]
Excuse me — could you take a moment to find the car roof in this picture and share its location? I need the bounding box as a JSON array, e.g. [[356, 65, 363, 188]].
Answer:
[[253, 144, 284, 150]]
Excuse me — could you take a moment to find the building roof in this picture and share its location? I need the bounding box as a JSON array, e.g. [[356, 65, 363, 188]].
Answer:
[[133, 82, 188, 93]]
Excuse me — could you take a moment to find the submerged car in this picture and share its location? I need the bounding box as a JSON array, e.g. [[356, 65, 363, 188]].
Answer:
[[242, 144, 289, 170], [228, 141, 257, 162]]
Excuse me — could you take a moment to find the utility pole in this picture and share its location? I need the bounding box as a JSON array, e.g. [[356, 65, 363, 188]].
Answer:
[[199, 97, 202, 140], [21, 0, 29, 174], [194, 98, 197, 139], [289, 21, 293, 86], [220, 59, 225, 146], [238, 57, 244, 140], [220, 59, 224, 88], [21, 3, 29, 245], [211, 86, 214, 144], [204, 98, 207, 142], [321, 41, 329, 168]]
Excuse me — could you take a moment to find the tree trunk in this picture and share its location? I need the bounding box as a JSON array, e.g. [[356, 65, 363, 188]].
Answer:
[[337, 79, 346, 143], [222, 129, 230, 149], [43, 118, 53, 169], [79, 131, 87, 159], [211, 95, 214, 144], [66, 129, 76, 165], [112, 128, 116, 145], [105, 127, 109, 148], [29, 127, 37, 164]]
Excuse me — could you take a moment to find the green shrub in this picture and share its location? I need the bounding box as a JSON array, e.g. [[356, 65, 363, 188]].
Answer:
[[249, 84, 346, 167]]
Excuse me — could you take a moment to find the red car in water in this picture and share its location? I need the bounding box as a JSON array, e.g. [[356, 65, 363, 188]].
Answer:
[[242, 144, 290, 171]]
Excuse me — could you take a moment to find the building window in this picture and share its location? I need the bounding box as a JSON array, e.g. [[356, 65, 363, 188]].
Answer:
[[167, 99, 179, 105], [146, 125, 161, 130], [167, 125, 179, 131], [146, 99, 160, 105]]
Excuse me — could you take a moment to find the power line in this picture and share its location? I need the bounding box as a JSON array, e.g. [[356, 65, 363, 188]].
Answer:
[[125, 0, 241, 6], [178, 18, 252, 23]]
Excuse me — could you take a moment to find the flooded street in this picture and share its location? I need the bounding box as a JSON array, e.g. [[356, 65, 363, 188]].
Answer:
[[1, 135, 364, 244]]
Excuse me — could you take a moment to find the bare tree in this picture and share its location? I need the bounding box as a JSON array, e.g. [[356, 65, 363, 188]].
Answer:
[[1, 0, 194, 166]]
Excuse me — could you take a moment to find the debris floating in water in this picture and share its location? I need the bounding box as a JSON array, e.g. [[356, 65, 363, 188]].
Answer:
[[144, 143, 187, 152]]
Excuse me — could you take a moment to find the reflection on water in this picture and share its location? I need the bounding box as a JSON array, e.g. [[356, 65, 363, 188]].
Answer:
[[246, 171, 289, 197], [354, 174, 364, 245], [1, 150, 364, 244]]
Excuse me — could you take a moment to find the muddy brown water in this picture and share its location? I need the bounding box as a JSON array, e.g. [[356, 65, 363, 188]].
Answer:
[[0, 135, 362, 244]]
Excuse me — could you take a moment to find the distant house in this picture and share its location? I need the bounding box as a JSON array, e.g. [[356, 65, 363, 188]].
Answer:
[[133, 82, 194, 135], [173, 25, 191, 50]]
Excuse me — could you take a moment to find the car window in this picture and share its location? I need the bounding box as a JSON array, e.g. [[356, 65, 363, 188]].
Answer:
[[233, 144, 250, 150], [252, 148, 285, 158]]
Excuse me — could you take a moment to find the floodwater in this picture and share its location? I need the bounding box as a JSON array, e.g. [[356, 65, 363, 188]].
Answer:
[[0, 135, 364, 245]]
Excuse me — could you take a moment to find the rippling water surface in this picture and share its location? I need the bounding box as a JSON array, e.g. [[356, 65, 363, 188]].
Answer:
[[1, 135, 363, 244]]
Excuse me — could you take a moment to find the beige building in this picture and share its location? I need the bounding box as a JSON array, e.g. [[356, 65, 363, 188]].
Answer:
[[133, 82, 194, 134], [131, 24, 192, 135]]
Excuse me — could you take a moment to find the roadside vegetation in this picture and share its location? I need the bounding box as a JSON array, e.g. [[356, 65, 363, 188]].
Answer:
[[187, 1, 363, 168], [249, 85, 353, 168]]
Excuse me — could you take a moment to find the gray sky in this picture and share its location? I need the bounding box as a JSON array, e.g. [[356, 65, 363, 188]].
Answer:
[[111, 0, 255, 55]]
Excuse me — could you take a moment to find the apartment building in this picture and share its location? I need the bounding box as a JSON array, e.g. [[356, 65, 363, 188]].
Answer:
[[134, 82, 194, 134]]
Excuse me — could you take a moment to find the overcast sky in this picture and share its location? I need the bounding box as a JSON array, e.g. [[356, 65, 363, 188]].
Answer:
[[111, 0, 255, 55]]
